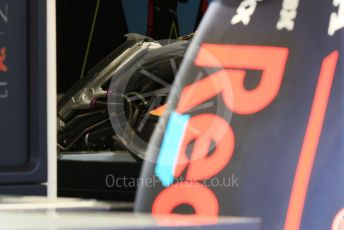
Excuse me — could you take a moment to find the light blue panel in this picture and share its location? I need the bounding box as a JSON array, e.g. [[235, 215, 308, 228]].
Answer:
[[155, 112, 190, 187]]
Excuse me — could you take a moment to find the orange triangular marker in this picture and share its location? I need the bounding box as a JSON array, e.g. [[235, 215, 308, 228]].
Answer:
[[149, 104, 167, 117]]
